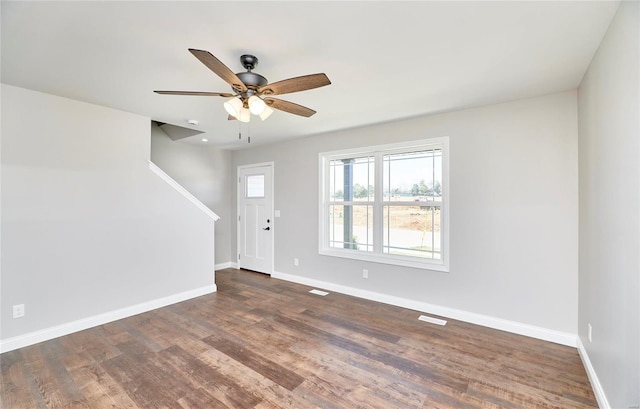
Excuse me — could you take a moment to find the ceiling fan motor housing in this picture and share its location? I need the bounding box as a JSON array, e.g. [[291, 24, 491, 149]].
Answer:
[[237, 71, 268, 89], [236, 54, 268, 93]]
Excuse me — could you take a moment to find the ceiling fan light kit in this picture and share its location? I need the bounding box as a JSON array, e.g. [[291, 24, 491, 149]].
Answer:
[[248, 95, 266, 115], [259, 106, 274, 121], [237, 107, 251, 123], [223, 97, 243, 117], [155, 49, 331, 125]]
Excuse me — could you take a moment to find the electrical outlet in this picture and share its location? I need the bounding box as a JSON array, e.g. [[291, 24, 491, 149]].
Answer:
[[588, 323, 593, 343], [294, 258, 299, 266], [13, 304, 25, 319], [363, 269, 368, 278]]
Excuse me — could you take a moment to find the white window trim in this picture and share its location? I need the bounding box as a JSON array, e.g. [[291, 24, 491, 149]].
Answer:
[[318, 137, 450, 272]]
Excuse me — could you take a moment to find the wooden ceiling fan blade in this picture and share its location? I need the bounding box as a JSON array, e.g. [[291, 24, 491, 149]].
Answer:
[[258, 73, 330, 96], [188, 48, 248, 93], [154, 91, 235, 97], [264, 98, 316, 117]]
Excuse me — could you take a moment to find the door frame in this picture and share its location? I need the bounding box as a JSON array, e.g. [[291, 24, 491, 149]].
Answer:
[[237, 162, 275, 275]]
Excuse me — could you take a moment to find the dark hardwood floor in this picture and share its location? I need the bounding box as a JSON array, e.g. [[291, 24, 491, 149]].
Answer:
[[1, 268, 597, 408]]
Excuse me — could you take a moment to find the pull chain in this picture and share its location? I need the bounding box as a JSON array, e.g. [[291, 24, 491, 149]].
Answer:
[[236, 120, 252, 144]]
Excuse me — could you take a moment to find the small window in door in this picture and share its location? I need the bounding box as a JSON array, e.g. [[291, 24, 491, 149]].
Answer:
[[246, 174, 265, 198]]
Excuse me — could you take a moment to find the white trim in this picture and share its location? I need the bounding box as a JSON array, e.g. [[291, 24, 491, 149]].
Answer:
[[318, 137, 450, 272], [577, 337, 610, 409], [148, 161, 220, 221], [319, 138, 449, 159], [272, 271, 577, 347], [215, 261, 238, 270], [319, 248, 448, 271], [0, 284, 217, 353], [442, 137, 450, 271]]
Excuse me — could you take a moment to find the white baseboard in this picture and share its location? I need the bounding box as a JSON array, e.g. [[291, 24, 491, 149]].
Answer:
[[215, 261, 238, 271], [0, 284, 217, 354], [272, 271, 577, 347], [577, 337, 609, 409]]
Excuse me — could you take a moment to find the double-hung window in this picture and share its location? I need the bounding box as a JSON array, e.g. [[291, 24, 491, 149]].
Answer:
[[319, 138, 449, 271]]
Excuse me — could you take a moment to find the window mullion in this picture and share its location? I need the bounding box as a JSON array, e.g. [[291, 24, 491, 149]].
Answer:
[[373, 152, 383, 254]]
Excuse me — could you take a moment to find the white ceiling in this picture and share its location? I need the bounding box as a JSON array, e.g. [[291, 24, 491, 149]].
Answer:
[[1, 1, 619, 150]]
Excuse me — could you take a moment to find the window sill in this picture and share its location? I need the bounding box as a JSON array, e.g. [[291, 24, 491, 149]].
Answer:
[[319, 248, 449, 272]]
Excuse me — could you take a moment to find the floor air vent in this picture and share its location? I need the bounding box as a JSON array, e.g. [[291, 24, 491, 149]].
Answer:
[[418, 315, 447, 326]]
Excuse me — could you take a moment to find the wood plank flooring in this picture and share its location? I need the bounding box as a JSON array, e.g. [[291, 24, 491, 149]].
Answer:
[[1, 268, 597, 408]]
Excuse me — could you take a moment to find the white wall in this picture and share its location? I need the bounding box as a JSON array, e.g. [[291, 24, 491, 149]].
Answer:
[[150, 124, 232, 265], [0, 85, 216, 349], [232, 91, 579, 340], [577, 1, 640, 408]]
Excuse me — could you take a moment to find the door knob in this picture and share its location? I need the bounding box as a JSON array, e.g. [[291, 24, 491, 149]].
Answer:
[[263, 226, 271, 231]]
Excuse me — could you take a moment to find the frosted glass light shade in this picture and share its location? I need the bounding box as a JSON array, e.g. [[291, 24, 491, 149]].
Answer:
[[224, 97, 243, 117], [248, 96, 266, 115], [237, 107, 251, 123], [259, 106, 274, 121]]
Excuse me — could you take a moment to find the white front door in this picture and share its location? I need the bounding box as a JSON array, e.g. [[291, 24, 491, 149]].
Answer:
[[238, 164, 273, 274]]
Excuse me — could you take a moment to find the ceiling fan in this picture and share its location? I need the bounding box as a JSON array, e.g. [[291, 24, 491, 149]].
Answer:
[[154, 49, 331, 122]]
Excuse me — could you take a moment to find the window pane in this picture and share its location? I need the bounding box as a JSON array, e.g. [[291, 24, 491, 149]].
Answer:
[[329, 160, 344, 201], [329, 156, 374, 202], [383, 205, 441, 259], [433, 151, 442, 201], [383, 149, 442, 202], [329, 204, 373, 252], [246, 174, 264, 198]]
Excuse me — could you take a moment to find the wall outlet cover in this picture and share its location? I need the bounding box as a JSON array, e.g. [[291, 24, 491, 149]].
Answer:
[[13, 304, 25, 319]]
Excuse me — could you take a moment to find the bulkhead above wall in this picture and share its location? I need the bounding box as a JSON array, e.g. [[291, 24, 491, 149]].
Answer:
[[153, 121, 204, 141]]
